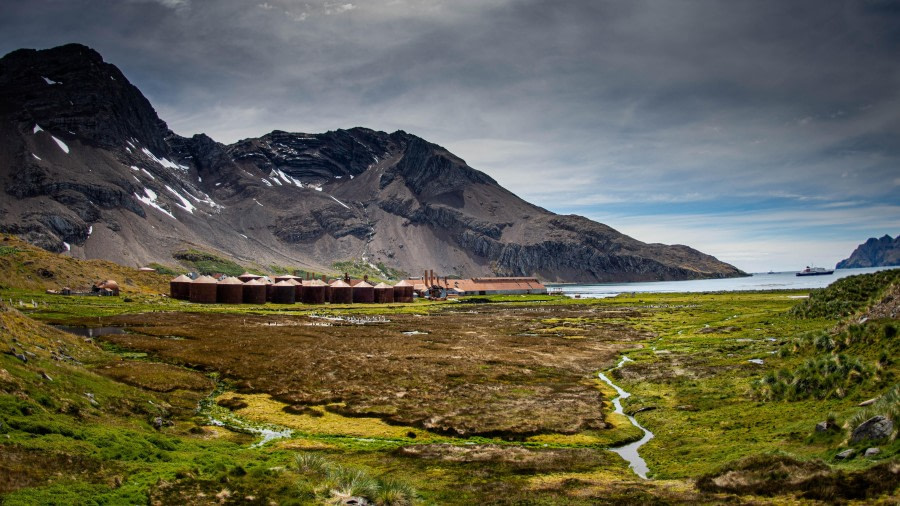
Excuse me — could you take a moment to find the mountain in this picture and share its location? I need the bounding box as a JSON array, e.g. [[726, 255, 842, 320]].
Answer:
[[836, 234, 900, 269], [0, 43, 745, 282]]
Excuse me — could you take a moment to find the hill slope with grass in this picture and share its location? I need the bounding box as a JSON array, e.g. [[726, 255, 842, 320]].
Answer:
[[0, 234, 167, 293]]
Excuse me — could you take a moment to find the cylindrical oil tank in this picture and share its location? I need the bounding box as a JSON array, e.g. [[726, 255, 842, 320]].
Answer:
[[263, 277, 274, 302], [374, 282, 394, 303], [301, 279, 326, 304], [272, 280, 296, 304], [238, 272, 263, 283], [352, 281, 375, 303], [293, 280, 304, 302], [217, 277, 244, 304], [242, 278, 267, 304], [329, 279, 352, 304], [274, 275, 301, 284], [170, 274, 192, 300], [189, 275, 219, 303], [393, 280, 414, 303]]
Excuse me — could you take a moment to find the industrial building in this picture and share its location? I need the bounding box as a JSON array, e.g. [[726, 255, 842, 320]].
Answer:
[[170, 272, 547, 305]]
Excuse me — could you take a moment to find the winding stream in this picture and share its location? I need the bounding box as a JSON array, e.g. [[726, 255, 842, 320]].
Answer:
[[597, 356, 655, 479]]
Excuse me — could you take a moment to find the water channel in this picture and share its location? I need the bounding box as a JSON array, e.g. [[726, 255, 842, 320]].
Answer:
[[597, 356, 655, 479], [53, 325, 128, 338]]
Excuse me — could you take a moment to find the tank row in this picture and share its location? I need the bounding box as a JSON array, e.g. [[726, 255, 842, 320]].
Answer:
[[169, 273, 414, 304]]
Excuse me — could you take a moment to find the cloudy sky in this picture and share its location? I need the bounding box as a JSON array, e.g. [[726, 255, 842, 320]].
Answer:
[[2, 0, 898, 272]]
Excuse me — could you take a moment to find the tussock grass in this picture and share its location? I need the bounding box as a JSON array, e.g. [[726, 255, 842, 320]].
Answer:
[[294, 452, 417, 505], [850, 383, 900, 430], [755, 354, 872, 401], [791, 269, 900, 319]]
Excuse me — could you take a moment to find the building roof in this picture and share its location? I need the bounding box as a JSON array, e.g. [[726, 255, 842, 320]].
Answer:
[[446, 277, 546, 293]]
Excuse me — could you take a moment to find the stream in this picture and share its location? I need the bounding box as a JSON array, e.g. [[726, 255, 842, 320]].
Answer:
[[597, 356, 655, 479], [208, 417, 293, 448]]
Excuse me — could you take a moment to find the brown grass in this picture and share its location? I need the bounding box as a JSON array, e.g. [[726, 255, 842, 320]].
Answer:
[[97, 304, 649, 437], [0, 234, 168, 294]]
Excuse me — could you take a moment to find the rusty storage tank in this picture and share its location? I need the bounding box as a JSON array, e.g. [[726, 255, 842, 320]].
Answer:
[[285, 278, 301, 301], [393, 280, 414, 303], [189, 275, 219, 303], [237, 272, 263, 283], [170, 275, 192, 300], [242, 278, 267, 304], [352, 280, 375, 303], [217, 277, 244, 304], [301, 279, 326, 304], [329, 279, 353, 304], [262, 277, 275, 302], [274, 274, 301, 283], [272, 280, 296, 304], [373, 282, 394, 303]]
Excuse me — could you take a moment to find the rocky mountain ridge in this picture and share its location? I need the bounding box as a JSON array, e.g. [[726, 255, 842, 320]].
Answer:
[[0, 43, 745, 282], [836, 235, 900, 269]]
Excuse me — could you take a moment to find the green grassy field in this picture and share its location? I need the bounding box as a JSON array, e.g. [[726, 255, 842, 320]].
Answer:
[[1, 269, 897, 504]]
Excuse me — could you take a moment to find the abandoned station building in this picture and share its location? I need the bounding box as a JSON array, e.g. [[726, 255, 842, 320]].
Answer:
[[169, 271, 547, 305]]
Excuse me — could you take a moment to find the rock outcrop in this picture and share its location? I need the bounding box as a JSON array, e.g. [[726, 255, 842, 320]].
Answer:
[[837, 235, 900, 269], [0, 43, 746, 282]]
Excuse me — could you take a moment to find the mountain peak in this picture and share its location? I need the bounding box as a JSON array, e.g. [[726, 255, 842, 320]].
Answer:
[[0, 44, 170, 154], [0, 43, 745, 282]]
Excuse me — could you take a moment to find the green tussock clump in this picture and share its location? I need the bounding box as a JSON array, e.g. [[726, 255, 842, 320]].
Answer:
[[294, 452, 417, 505], [850, 383, 900, 430], [172, 249, 245, 277], [791, 269, 900, 319], [755, 354, 872, 401], [759, 317, 899, 401]]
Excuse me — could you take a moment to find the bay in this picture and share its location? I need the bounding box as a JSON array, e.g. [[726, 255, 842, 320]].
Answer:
[[550, 266, 898, 298]]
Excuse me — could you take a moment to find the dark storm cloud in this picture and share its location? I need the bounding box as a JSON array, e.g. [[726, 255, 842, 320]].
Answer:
[[1, 0, 898, 270]]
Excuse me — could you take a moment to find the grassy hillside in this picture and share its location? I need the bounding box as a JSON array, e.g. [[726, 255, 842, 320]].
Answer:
[[0, 234, 168, 294]]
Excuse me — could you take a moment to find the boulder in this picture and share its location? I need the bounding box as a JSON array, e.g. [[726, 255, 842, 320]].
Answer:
[[835, 449, 855, 460], [815, 421, 831, 433], [864, 447, 881, 458], [850, 415, 893, 443]]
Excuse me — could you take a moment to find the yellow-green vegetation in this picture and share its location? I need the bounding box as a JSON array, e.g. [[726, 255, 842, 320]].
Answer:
[[332, 260, 407, 282], [0, 234, 167, 293], [1, 258, 898, 503], [172, 248, 246, 277], [214, 392, 439, 441]]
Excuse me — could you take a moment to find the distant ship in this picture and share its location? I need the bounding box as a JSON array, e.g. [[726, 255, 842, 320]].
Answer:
[[796, 266, 835, 277]]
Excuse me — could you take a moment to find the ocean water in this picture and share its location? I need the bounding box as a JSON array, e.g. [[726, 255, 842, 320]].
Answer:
[[550, 266, 898, 298]]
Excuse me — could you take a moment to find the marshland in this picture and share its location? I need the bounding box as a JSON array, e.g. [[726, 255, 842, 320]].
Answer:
[[0, 239, 897, 503]]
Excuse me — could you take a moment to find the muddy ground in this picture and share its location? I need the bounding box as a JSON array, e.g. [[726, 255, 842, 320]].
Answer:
[[99, 304, 652, 437]]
